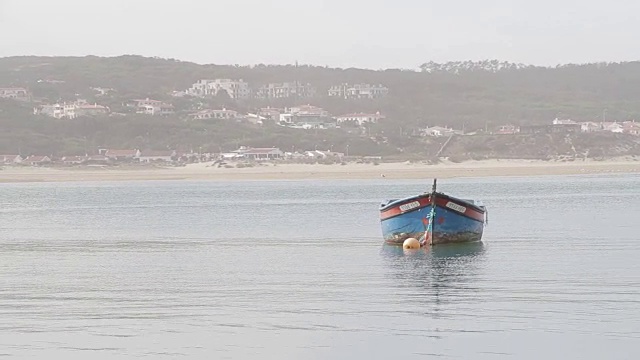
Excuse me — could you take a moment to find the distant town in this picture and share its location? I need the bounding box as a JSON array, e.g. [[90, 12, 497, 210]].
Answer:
[[2, 67, 640, 167]]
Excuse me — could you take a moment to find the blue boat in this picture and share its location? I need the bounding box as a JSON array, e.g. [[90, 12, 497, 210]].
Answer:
[[379, 179, 487, 246]]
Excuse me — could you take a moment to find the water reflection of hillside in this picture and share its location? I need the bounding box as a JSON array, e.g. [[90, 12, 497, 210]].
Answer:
[[380, 242, 487, 310]]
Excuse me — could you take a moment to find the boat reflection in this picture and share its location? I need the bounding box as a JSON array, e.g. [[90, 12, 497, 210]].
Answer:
[[380, 242, 487, 310], [380, 241, 486, 260]]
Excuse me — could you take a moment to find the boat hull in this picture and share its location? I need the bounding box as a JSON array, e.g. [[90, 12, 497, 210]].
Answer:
[[380, 193, 486, 246]]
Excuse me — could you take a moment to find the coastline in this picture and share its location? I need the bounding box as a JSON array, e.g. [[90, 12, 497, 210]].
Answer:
[[1, 158, 639, 183]]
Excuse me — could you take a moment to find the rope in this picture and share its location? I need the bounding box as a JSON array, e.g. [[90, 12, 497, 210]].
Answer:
[[421, 206, 436, 245]]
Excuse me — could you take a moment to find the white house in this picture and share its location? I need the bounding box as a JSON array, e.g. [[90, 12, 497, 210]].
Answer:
[[421, 126, 463, 137], [336, 112, 385, 126]]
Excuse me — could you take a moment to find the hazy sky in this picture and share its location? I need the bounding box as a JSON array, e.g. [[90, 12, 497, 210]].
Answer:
[[1, 0, 639, 69]]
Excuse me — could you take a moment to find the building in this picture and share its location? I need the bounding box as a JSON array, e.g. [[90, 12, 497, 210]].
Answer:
[[103, 149, 141, 161], [85, 155, 110, 164], [0, 155, 22, 164], [623, 121, 640, 135], [258, 107, 283, 122], [243, 113, 266, 125], [188, 108, 240, 120], [495, 124, 520, 135], [519, 124, 581, 134], [283, 105, 335, 129], [24, 156, 52, 166], [75, 102, 109, 117], [129, 99, 171, 114], [254, 82, 316, 99], [602, 122, 624, 133], [304, 150, 345, 159], [61, 156, 88, 165], [232, 146, 283, 160], [137, 104, 174, 116], [35, 103, 66, 118], [127, 98, 174, 116], [91, 87, 115, 96], [35, 102, 79, 119], [187, 79, 251, 99], [336, 112, 385, 126], [0, 87, 31, 101], [328, 83, 389, 99], [421, 126, 464, 137], [287, 105, 329, 116], [34, 100, 109, 119], [138, 150, 176, 163], [579, 122, 602, 133], [552, 118, 577, 125], [129, 98, 163, 108]]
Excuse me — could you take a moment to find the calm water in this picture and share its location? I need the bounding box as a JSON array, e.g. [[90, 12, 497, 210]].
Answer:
[[0, 174, 639, 359]]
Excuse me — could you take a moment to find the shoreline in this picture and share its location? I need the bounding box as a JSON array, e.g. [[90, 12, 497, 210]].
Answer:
[[1, 158, 639, 183]]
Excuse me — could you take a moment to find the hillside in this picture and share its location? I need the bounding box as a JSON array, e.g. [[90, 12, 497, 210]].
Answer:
[[2, 55, 640, 158], [4, 56, 640, 125]]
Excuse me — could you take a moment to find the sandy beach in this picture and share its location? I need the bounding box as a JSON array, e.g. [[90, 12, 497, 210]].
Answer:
[[1, 158, 639, 183]]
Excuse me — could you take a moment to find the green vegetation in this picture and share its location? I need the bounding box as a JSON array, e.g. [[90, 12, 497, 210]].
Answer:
[[2, 55, 640, 158]]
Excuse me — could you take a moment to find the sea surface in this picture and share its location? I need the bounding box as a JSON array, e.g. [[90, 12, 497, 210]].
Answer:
[[0, 174, 639, 359]]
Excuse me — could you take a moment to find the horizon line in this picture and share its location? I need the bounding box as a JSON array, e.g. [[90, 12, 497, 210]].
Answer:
[[2, 53, 640, 71]]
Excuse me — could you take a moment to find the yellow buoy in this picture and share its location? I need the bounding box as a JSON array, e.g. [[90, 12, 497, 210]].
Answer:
[[402, 237, 421, 250]]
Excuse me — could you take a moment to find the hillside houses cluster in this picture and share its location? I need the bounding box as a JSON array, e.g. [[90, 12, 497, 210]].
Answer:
[[187, 104, 385, 130], [6, 79, 386, 131], [0, 149, 194, 167], [0, 145, 352, 168], [420, 118, 640, 137], [181, 79, 388, 100], [493, 119, 640, 136], [552, 118, 640, 135], [327, 83, 389, 99], [4, 80, 640, 138]]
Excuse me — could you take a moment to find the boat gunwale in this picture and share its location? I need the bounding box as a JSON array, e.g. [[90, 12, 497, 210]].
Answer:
[[380, 192, 485, 214]]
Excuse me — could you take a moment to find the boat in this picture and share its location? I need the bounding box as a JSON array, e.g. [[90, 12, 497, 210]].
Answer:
[[379, 179, 487, 246]]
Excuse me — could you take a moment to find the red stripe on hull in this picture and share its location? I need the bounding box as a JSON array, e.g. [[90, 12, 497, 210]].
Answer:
[[380, 194, 484, 222]]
